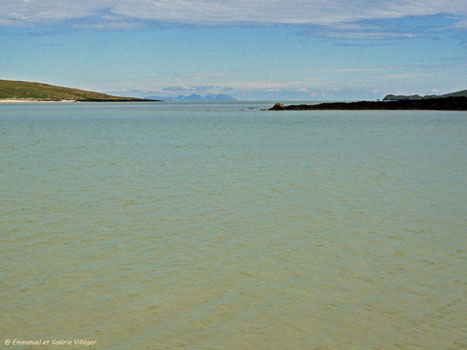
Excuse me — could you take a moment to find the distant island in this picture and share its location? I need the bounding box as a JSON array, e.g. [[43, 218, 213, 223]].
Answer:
[[0, 79, 158, 102], [270, 90, 467, 111], [146, 93, 237, 102]]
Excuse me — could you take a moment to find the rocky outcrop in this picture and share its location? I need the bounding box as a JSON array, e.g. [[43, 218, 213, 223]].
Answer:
[[270, 103, 285, 110], [269, 97, 467, 111]]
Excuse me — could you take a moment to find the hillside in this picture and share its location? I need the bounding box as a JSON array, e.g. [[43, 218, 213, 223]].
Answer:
[[383, 89, 467, 101], [0, 79, 155, 102]]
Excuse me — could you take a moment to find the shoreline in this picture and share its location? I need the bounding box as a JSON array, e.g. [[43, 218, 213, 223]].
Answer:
[[0, 98, 159, 103], [0, 99, 77, 103], [269, 96, 467, 111]]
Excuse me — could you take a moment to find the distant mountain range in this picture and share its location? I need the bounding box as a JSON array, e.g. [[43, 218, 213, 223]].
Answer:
[[146, 93, 237, 102], [383, 89, 467, 101]]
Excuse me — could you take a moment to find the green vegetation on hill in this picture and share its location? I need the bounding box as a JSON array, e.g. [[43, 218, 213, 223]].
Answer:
[[383, 89, 467, 101], [0, 79, 152, 101]]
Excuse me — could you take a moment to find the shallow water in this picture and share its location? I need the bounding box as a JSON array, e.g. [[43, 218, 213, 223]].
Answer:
[[1, 102, 466, 349]]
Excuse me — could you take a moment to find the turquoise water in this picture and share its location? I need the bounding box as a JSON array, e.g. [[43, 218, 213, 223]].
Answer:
[[1, 102, 466, 349]]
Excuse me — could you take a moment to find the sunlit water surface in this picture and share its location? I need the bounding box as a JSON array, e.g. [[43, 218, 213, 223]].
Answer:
[[1, 102, 466, 349]]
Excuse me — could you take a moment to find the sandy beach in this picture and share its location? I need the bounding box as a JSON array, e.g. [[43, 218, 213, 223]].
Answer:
[[0, 99, 77, 103]]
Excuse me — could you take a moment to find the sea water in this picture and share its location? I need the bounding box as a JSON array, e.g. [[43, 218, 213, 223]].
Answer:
[[1, 102, 466, 349]]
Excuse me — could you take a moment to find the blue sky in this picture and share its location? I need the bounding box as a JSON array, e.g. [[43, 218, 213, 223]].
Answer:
[[1, 0, 466, 100]]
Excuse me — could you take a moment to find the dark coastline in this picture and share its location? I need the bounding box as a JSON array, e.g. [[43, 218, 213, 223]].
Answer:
[[269, 96, 467, 111]]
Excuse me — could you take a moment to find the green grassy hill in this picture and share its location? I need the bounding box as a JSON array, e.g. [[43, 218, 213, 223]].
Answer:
[[440, 89, 467, 98], [0, 79, 151, 101], [383, 89, 467, 101]]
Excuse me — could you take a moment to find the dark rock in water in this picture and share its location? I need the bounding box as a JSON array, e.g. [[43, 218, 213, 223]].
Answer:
[[269, 97, 467, 111], [270, 103, 285, 110]]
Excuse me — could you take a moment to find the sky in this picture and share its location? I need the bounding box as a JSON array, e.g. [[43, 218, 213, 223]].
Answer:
[[0, 0, 466, 100]]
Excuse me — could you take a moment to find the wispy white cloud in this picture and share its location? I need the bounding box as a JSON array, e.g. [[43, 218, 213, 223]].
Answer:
[[382, 73, 426, 79], [72, 21, 144, 30], [450, 19, 467, 29], [319, 67, 386, 73], [0, 1, 101, 26], [0, 0, 466, 27], [81, 70, 324, 99], [84, 59, 464, 100], [161, 85, 227, 93], [321, 31, 418, 40], [80, 60, 458, 97]]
